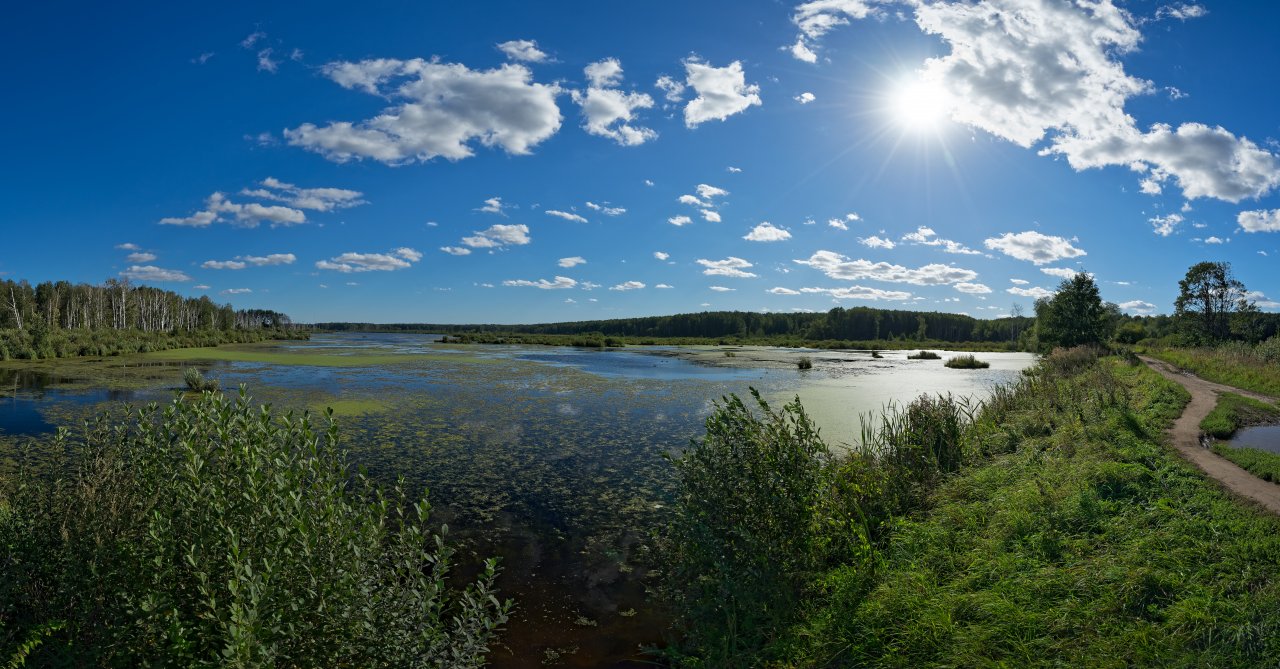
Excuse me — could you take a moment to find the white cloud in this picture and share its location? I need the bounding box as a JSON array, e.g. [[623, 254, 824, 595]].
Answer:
[[1010, 278, 1030, 285], [126, 252, 157, 263], [1154, 3, 1207, 21], [1040, 267, 1088, 279], [1007, 286, 1054, 299], [984, 231, 1086, 265], [558, 256, 586, 268], [701, 210, 722, 223], [477, 197, 507, 215], [240, 31, 265, 49], [794, 250, 978, 285], [828, 218, 848, 231], [257, 48, 279, 73], [572, 58, 657, 146], [504, 276, 577, 290], [1149, 213, 1182, 237], [698, 257, 757, 278], [120, 265, 191, 282], [585, 201, 625, 216], [744, 222, 792, 242], [656, 283, 674, 289], [858, 235, 895, 249], [115, 242, 140, 251], [902, 226, 980, 254], [221, 288, 252, 295], [161, 192, 307, 228], [697, 184, 728, 200], [496, 39, 548, 63], [678, 194, 704, 207], [241, 177, 365, 212], [546, 209, 588, 223], [801, 285, 913, 301], [610, 281, 646, 291], [1238, 209, 1280, 233], [287, 58, 562, 163], [440, 246, 472, 256], [789, 0, 880, 62], [954, 282, 992, 294], [682, 58, 762, 127], [709, 286, 735, 292], [1246, 291, 1280, 309], [668, 215, 693, 227], [243, 253, 296, 266], [795, 92, 816, 104], [461, 223, 531, 248], [202, 260, 247, 270], [655, 75, 686, 102], [727, 166, 742, 173], [194, 285, 210, 291], [1203, 236, 1225, 245], [654, 251, 670, 260], [769, 287, 802, 295], [1119, 299, 1157, 313], [315, 247, 422, 273]]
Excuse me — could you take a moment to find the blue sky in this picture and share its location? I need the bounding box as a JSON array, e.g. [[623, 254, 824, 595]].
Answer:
[[2, 1, 1277, 323]]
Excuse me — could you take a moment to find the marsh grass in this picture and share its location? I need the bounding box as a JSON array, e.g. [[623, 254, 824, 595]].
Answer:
[[0, 390, 510, 667], [181, 367, 219, 392], [906, 350, 941, 360], [797, 356, 813, 370], [1200, 392, 1280, 439], [944, 353, 990, 369]]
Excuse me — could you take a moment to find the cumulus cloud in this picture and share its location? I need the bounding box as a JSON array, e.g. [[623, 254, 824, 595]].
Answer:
[[682, 58, 762, 127], [668, 215, 693, 227], [460, 224, 531, 249], [1119, 299, 1157, 313], [572, 58, 657, 146], [794, 250, 978, 285], [954, 282, 992, 294], [1154, 3, 1207, 21], [496, 39, 548, 63], [698, 257, 757, 278], [709, 286, 735, 292], [126, 252, 157, 263], [701, 210, 722, 223], [120, 266, 191, 282], [585, 201, 625, 216], [656, 283, 674, 289], [828, 218, 848, 231], [1238, 209, 1280, 233], [546, 209, 588, 223], [1246, 291, 1280, 309], [611, 281, 646, 291], [1203, 236, 1225, 244], [477, 197, 507, 215], [795, 92, 816, 104], [1007, 286, 1054, 299], [789, 0, 880, 62], [769, 287, 802, 295], [984, 231, 1086, 265], [655, 74, 686, 102], [859, 235, 895, 249], [654, 251, 670, 260], [744, 221, 792, 242], [902, 226, 980, 254], [558, 256, 586, 268], [116, 242, 141, 251], [240, 177, 365, 212], [801, 285, 912, 301], [161, 192, 307, 228], [1148, 213, 1182, 237], [204, 253, 297, 270], [1041, 267, 1089, 279], [221, 288, 252, 295], [315, 247, 422, 273], [286, 58, 562, 163], [504, 276, 577, 289], [440, 246, 472, 256], [1010, 278, 1030, 285], [202, 260, 246, 270]]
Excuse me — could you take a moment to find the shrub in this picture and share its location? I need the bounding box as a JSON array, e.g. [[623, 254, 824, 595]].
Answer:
[[0, 391, 510, 667], [944, 354, 990, 369], [1042, 346, 1099, 377], [907, 350, 941, 360], [182, 367, 220, 392], [797, 356, 813, 370]]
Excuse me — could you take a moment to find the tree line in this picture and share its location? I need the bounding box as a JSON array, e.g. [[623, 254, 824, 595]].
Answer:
[[317, 307, 1036, 344]]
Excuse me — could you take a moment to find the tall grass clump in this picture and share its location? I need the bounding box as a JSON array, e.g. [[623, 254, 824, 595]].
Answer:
[[0, 390, 510, 667], [906, 350, 941, 360], [944, 353, 990, 369], [797, 356, 813, 370], [182, 367, 220, 392]]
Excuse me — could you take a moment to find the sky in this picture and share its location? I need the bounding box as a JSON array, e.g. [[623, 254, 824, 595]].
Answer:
[[2, 0, 1278, 324]]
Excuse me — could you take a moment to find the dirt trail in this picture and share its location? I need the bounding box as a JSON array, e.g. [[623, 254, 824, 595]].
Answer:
[[1140, 355, 1280, 515]]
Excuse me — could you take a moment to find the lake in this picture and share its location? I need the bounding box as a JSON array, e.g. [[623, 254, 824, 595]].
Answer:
[[0, 334, 1036, 667]]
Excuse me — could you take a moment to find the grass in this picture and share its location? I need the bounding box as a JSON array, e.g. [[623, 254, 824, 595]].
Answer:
[[944, 353, 990, 369], [797, 356, 813, 370], [907, 350, 941, 360], [1200, 392, 1280, 439], [311, 398, 392, 417], [1146, 347, 1280, 398], [1212, 444, 1280, 483], [182, 367, 219, 392]]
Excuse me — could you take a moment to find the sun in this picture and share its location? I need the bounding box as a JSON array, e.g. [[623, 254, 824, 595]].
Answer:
[[888, 75, 951, 132]]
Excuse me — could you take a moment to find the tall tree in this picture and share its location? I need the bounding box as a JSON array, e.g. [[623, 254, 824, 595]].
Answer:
[[1174, 261, 1255, 343], [1034, 271, 1110, 350]]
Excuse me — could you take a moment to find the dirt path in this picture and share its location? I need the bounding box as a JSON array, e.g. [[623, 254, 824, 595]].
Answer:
[[1140, 355, 1280, 515]]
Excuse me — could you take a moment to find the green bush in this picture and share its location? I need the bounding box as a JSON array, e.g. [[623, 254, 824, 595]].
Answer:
[[182, 367, 220, 393], [0, 391, 510, 667], [944, 354, 990, 369]]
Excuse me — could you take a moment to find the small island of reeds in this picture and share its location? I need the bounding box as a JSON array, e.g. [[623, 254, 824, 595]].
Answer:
[[944, 354, 991, 369], [907, 350, 942, 360]]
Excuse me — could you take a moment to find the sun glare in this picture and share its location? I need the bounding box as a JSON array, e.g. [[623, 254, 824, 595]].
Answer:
[[889, 76, 951, 132]]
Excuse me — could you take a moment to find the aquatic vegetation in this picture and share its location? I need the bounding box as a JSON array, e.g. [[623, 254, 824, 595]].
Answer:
[[181, 367, 219, 392], [1200, 392, 1280, 439], [797, 356, 813, 370], [0, 390, 510, 667], [869, 350, 883, 358], [907, 350, 941, 359], [944, 354, 990, 369]]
